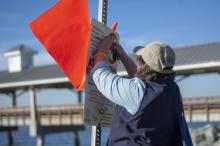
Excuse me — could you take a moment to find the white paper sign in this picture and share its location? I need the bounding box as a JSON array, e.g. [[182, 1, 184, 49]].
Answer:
[[84, 19, 119, 127]]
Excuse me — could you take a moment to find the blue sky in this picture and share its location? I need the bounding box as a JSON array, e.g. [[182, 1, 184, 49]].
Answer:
[[0, 0, 220, 106]]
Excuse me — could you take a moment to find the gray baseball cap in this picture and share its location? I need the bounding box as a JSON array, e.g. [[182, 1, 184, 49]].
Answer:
[[134, 41, 175, 73]]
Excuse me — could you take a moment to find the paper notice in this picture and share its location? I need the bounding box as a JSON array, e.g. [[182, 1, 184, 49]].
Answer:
[[84, 19, 119, 127]]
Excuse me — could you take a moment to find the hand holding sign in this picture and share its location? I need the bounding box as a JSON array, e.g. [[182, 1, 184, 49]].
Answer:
[[96, 33, 117, 54]]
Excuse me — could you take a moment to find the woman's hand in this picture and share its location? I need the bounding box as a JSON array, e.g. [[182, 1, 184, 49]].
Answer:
[[96, 33, 117, 54], [113, 43, 125, 59], [93, 34, 116, 65]]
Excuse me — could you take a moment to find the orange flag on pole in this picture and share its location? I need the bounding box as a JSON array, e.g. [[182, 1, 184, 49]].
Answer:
[[29, 0, 90, 91]]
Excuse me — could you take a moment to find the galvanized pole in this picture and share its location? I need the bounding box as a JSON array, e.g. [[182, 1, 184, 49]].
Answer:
[[91, 1, 108, 146], [98, 0, 108, 25], [91, 123, 102, 146]]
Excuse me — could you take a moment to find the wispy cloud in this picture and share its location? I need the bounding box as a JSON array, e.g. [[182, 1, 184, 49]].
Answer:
[[0, 37, 55, 71], [0, 50, 56, 72], [0, 37, 42, 51], [0, 52, 8, 71], [0, 26, 26, 33], [121, 36, 146, 48], [34, 51, 56, 66], [119, 31, 182, 52], [120, 34, 150, 52], [0, 12, 23, 20]]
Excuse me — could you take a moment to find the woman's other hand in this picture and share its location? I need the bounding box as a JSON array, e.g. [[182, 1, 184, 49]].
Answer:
[[113, 43, 125, 59]]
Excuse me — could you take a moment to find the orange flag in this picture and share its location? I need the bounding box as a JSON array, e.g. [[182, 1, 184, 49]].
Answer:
[[111, 22, 118, 31], [29, 0, 90, 91]]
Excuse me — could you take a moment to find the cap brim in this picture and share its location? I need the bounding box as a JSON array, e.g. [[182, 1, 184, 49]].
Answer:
[[133, 46, 144, 54], [135, 47, 145, 57]]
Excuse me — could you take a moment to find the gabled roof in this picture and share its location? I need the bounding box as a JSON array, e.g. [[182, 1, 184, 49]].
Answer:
[[118, 41, 220, 76], [175, 42, 220, 66], [173, 42, 220, 75], [0, 65, 68, 90], [0, 41, 220, 90], [4, 44, 38, 54]]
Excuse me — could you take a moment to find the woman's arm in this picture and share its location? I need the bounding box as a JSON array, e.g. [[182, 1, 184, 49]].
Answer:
[[92, 62, 145, 115], [92, 35, 145, 115]]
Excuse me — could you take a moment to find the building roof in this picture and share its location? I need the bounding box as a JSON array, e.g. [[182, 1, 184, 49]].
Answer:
[[0, 65, 68, 91], [0, 41, 220, 90], [4, 44, 38, 54], [117, 41, 220, 76], [175, 42, 220, 65], [174, 41, 220, 75]]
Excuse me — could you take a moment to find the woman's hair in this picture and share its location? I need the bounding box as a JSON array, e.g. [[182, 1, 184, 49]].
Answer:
[[136, 55, 169, 81]]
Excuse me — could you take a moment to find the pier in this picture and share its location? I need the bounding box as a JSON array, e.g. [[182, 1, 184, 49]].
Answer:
[[0, 44, 85, 146], [0, 104, 84, 146], [2, 97, 220, 127], [2, 97, 220, 126], [0, 104, 83, 127], [184, 97, 220, 122]]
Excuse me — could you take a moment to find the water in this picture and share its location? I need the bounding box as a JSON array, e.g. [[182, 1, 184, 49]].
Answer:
[[0, 126, 110, 146], [188, 122, 220, 129], [2, 122, 220, 146]]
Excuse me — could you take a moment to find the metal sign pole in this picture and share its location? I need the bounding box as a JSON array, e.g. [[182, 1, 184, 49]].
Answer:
[[98, 0, 108, 25], [91, 123, 102, 146], [91, 1, 108, 146]]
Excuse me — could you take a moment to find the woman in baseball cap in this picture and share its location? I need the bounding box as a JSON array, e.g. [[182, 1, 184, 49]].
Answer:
[[91, 34, 192, 146]]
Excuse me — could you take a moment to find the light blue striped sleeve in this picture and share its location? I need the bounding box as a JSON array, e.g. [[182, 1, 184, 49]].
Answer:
[[91, 61, 146, 115]]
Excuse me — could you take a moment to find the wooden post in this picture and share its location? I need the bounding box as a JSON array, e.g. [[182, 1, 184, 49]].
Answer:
[[12, 91, 16, 107], [73, 131, 80, 146], [37, 135, 45, 146], [7, 129, 13, 146], [189, 106, 192, 122], [29, 86, 38, 136], [206, 104, 209, 122], [78, 91, 83, 103], [7, 91, 16, 146]]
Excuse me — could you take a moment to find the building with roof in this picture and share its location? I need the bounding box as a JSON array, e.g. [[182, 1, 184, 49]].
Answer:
[[1, 42, 220, 94], [4, 44, 38, 73]]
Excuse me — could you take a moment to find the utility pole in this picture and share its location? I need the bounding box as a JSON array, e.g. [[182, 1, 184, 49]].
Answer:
[[91, 1, 108, 146]]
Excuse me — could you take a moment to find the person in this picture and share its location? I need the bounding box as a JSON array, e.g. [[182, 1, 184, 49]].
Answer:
[[91, 34, 188, 146]]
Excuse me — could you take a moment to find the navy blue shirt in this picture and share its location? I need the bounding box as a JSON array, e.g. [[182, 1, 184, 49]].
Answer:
[[92, 61, 181, 146], [107, 76, 181, 146]]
